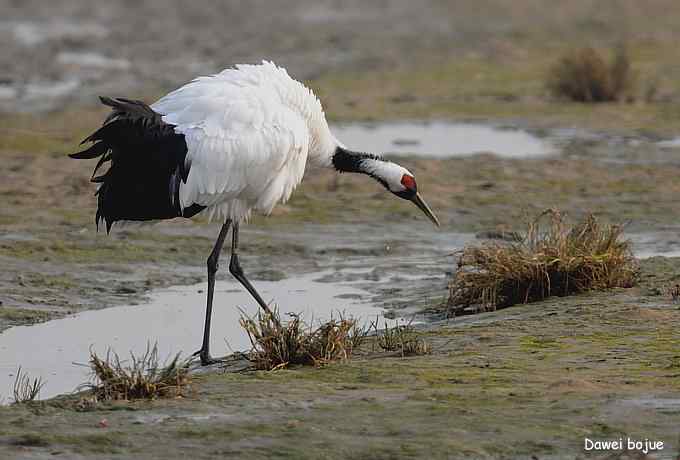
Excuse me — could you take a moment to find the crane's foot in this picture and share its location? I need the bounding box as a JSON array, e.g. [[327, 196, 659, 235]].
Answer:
[[191, 348, 223, 366]]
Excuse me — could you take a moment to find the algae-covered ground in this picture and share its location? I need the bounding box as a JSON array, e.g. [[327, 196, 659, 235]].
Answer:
[[3, 130, 680, 332], [3, 121, 680, 459], [2, 0, 680, 458], [1, 258, 679, 459]]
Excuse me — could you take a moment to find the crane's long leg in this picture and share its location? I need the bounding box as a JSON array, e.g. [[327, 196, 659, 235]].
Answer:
[[229, 222, 278, 322], [194, 219, 232, 365]]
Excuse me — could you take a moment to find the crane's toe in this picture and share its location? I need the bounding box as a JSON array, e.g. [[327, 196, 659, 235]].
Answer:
[[192, 348, 224, 366]]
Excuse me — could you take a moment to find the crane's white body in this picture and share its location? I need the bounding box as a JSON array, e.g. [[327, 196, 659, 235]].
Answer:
[[152, 61, 340, 222], [71, 61, 436, 366]]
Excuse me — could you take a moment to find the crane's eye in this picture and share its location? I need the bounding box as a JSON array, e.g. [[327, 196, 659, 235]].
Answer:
[[400, 174, 417, 192]]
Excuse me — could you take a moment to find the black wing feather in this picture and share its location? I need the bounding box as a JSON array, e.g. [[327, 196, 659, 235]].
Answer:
[[70, 97, 203, 232], [69, 141, 109, 159], [91, 152, 112, 178]]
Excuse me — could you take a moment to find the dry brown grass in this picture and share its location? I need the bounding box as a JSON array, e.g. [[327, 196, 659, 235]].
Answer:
[[447, 210, 638, 315], [81, 344, 191, 401], [547, 46, 635, 102], [372, 319, 431, 357], [11, 367, 45, 404], [240, 309, 367, 370], [666, 284, 680, 302]]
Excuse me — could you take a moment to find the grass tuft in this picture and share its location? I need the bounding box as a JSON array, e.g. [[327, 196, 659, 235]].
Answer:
[[240, 308, 367, 370], [373, 319, 431, 357], [11, 367, 45, 404], [447, 209, 638, 315], [666, 284, 680, 302], [547, 46, 635, 103], [82, 344, 191, 401]]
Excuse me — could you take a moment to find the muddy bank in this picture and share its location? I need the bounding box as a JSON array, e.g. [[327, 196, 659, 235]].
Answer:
[[3, 0, 680, 165], [1, 255, 679, 458], [1, 0, 680, 457], [1, 89, 679, 460], [0, 271, 391, 401], [3, 125, 680, 331], [3, 0, 680, 139]]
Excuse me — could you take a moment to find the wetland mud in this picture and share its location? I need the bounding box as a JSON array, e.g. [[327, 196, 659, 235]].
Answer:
[[2, 1, 680, 453], [1, 259, 679, 458], [0, 272, 389, 401]]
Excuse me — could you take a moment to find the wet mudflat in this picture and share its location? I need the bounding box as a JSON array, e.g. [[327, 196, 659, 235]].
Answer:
[[2, 110, 680, 458], [3, 0, 680, 453], [0, 258, 679, 458], [0, 222, 468, 401], [0, 272, 387, 401], [0, 224, 674, 404]]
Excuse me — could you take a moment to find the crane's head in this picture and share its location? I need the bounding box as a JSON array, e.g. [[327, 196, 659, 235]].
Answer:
[[365, 160, 440, 227], [331, 146, 440, 227]]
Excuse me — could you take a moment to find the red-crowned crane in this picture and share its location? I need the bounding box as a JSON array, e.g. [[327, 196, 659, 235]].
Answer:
[[70, 61, 439, 365]]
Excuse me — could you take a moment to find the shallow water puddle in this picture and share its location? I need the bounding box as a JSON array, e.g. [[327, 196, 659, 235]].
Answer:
[[656, 137, 680, 149], [630, 233, 680, 259], [331, 121, 556, 158], [0, 272, 385, 402]]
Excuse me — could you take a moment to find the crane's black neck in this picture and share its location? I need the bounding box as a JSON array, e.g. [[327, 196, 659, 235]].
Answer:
[[331, 146, 389, 189], [332, 146, 384, 173]]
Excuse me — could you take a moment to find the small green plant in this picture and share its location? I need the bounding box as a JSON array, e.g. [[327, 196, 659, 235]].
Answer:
[[448, 209, 638, 315], [240, 308, 367, 370], [373, 319, 431, 357], [547, 46, 635, 102], [81, 343, 191, 401], [11, 367, 45, 404]]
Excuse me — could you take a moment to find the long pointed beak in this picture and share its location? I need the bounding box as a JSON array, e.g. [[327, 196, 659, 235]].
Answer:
[[411, 192, 440, 227]]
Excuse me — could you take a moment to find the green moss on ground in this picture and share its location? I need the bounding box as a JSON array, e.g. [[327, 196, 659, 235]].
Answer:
[[1, 265, 678, 458]]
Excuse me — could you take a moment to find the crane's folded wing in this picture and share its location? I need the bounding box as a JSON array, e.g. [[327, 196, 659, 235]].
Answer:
[[153, 84, 309, 221]]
